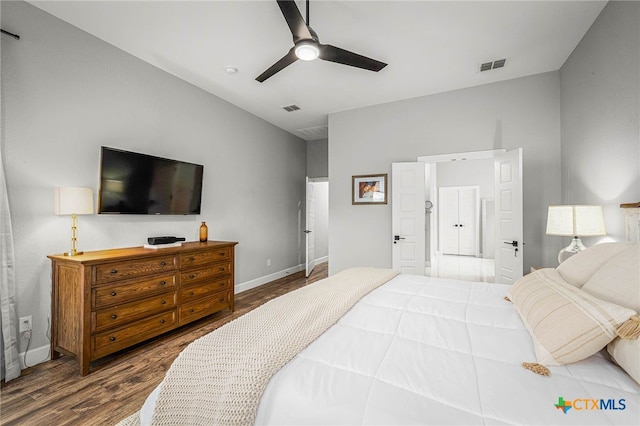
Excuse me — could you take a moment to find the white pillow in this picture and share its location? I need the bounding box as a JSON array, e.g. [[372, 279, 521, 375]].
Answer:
[[508, 268, 637, 366], [557, 242, 634, 287], [582, 244, 640, 312], [608, 337, 640, 385]]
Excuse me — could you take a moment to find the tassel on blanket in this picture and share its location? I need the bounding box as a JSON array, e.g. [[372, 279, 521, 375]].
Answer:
[[522, 362, 550, 376], [504, 296, 512, 303], [616, 315, 640, 339]]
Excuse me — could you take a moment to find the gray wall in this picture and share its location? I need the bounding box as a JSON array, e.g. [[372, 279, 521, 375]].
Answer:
[[436, 158, 495, 200], [306, 138, 328, 178], [328, 72, 562, 275], [2, 2, 306, 359], [560, 0, 640, 245]]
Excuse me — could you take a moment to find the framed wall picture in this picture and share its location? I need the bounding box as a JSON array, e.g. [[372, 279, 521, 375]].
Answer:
[[352, 174, 387, 205]]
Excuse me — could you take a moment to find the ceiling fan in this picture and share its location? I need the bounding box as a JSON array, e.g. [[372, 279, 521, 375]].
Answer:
[[256, 0, 388, 82]]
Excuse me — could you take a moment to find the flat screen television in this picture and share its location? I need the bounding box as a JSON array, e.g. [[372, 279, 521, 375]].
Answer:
[[98, 146, 204, 215]]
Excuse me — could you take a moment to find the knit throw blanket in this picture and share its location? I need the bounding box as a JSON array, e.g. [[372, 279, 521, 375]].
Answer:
[[145, 267, 398, 426]]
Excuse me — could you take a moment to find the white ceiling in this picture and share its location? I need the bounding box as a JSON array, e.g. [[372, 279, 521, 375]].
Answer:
[[30, 0, 607, 141]]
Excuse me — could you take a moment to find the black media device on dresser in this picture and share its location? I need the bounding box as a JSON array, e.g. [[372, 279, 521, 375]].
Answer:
[[48, 241, 238, 375], [147, 236, 186, 245]]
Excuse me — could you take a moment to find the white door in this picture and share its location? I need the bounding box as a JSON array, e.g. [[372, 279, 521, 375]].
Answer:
[[494, 148, 523, 284], [392, 163, 425, 275], [439, 187, 460, 255], [438, 186, 478, 256], [305, 177, 315, 277], [457, 188, 477, 255]]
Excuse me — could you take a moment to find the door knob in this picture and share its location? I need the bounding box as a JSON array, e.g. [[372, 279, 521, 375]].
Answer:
[[504, 240, 518, 247]]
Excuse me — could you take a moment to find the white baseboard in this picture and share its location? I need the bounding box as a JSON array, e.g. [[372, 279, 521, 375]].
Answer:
[[20, 344, 50, 369], [235, 263, 304, 294], [314, 256, 328, 265]]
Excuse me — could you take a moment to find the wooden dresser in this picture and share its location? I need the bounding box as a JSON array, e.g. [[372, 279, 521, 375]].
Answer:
[[48, 240, 238, 375]]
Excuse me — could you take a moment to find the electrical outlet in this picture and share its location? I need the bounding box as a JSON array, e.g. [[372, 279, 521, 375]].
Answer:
[[266, 258, 271, 267], [19, 316, 32, 333]]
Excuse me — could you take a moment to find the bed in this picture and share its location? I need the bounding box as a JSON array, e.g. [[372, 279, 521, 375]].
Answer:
[[127, 242, 640, 426]]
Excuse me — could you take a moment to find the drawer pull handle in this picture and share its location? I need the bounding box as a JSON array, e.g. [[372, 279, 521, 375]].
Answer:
[[189, 309, 194, 313], [160, 281, 166, 285], [110, 337, 116, 342], [111, 291, 117, 296], [111, 269, 118, 274], [160, 261, 167, 266], [189, 257, 195, 262], [219, 267, 225, 272], [219, 282, 225, 287], [219, 297, 225, 302], [111, 314, 117, 319], [160, 319, 165, 324], [189, 274, 195, 279], [161, 300, 167, 305], [189, 291, 195, 296], [218, 252, 225, 256]]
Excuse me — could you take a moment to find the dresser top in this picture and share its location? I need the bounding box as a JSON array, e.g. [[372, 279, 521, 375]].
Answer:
[[48, 240, 238, 264]]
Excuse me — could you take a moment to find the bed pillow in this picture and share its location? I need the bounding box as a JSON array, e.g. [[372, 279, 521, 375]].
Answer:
[[508, 268, 637, 366], [581, 244, 640, 312], [608, 337, 640, 385], [556, 242, 634, 288]]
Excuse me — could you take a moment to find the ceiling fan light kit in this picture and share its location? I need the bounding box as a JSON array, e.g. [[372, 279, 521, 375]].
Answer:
[[295, 42, 319, 61], [256, 0, 387, 82]]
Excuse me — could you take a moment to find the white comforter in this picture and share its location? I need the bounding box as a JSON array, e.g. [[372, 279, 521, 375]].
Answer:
[[143, 274, 640, 425], [254, 274, 640, 425]]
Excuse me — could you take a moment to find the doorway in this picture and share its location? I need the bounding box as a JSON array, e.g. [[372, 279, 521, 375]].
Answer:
[[392, 148, 523, 284], [305, 178, 329, 277]]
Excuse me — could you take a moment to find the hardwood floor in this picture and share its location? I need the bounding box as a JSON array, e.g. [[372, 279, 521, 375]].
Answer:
[[0, 263, 328, 426]]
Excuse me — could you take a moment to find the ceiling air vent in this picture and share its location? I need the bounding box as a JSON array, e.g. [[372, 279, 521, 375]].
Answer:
[[282, 104, 301, 112], [480, 58, 507, 72]]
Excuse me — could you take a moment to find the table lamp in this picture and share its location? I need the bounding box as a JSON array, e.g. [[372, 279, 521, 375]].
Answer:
[[54, 187, 94, 256], [546, 205, 606, 264]]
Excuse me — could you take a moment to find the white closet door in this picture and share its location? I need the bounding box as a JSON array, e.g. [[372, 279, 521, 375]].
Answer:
[[457, 187, 477, 255], [438, 186, 478, 256], [439, 187, 460, 255]]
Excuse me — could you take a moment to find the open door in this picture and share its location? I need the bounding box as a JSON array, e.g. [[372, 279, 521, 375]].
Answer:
[[494, 148, 523, 284], [305, 177, 315, 277], [392, 163, 425, 275]]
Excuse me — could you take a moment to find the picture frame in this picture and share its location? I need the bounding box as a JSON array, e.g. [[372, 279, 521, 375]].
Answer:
[[352, 174, 387, 205]]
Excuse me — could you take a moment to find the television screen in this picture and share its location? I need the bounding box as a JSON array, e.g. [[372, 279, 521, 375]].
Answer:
[[98, 147, 204, 215]]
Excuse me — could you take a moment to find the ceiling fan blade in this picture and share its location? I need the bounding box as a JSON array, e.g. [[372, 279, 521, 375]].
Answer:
[[256, 47, 299, 82], [277, 0, 313, 43], [319, 44, 387, 72]]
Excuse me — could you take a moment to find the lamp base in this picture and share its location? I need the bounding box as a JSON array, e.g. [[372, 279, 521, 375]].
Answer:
[[64, 250, 84, 256], [557, 237, 586, 264]]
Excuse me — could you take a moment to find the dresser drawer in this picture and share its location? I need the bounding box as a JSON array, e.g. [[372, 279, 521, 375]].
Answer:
[[179, 292, 230, 325], [180, 247, 231, 269], [93, 274, 177, 308], [93, 291, 177, 332], [94, 255, 176, 284], [92, 310, 177, 359], [181, 262, 231, 286], [181, 277, 231, 302]]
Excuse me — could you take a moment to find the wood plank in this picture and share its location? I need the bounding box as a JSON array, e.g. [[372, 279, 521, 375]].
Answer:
[[0, 263, 327, 425]]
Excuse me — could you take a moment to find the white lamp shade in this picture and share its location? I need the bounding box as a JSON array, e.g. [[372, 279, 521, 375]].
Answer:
[[546, 205, 606, 237], [54, 187, 94, 215]]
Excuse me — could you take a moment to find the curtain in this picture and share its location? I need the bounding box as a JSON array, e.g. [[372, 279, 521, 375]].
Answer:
[[0, 144, 20, 381]]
